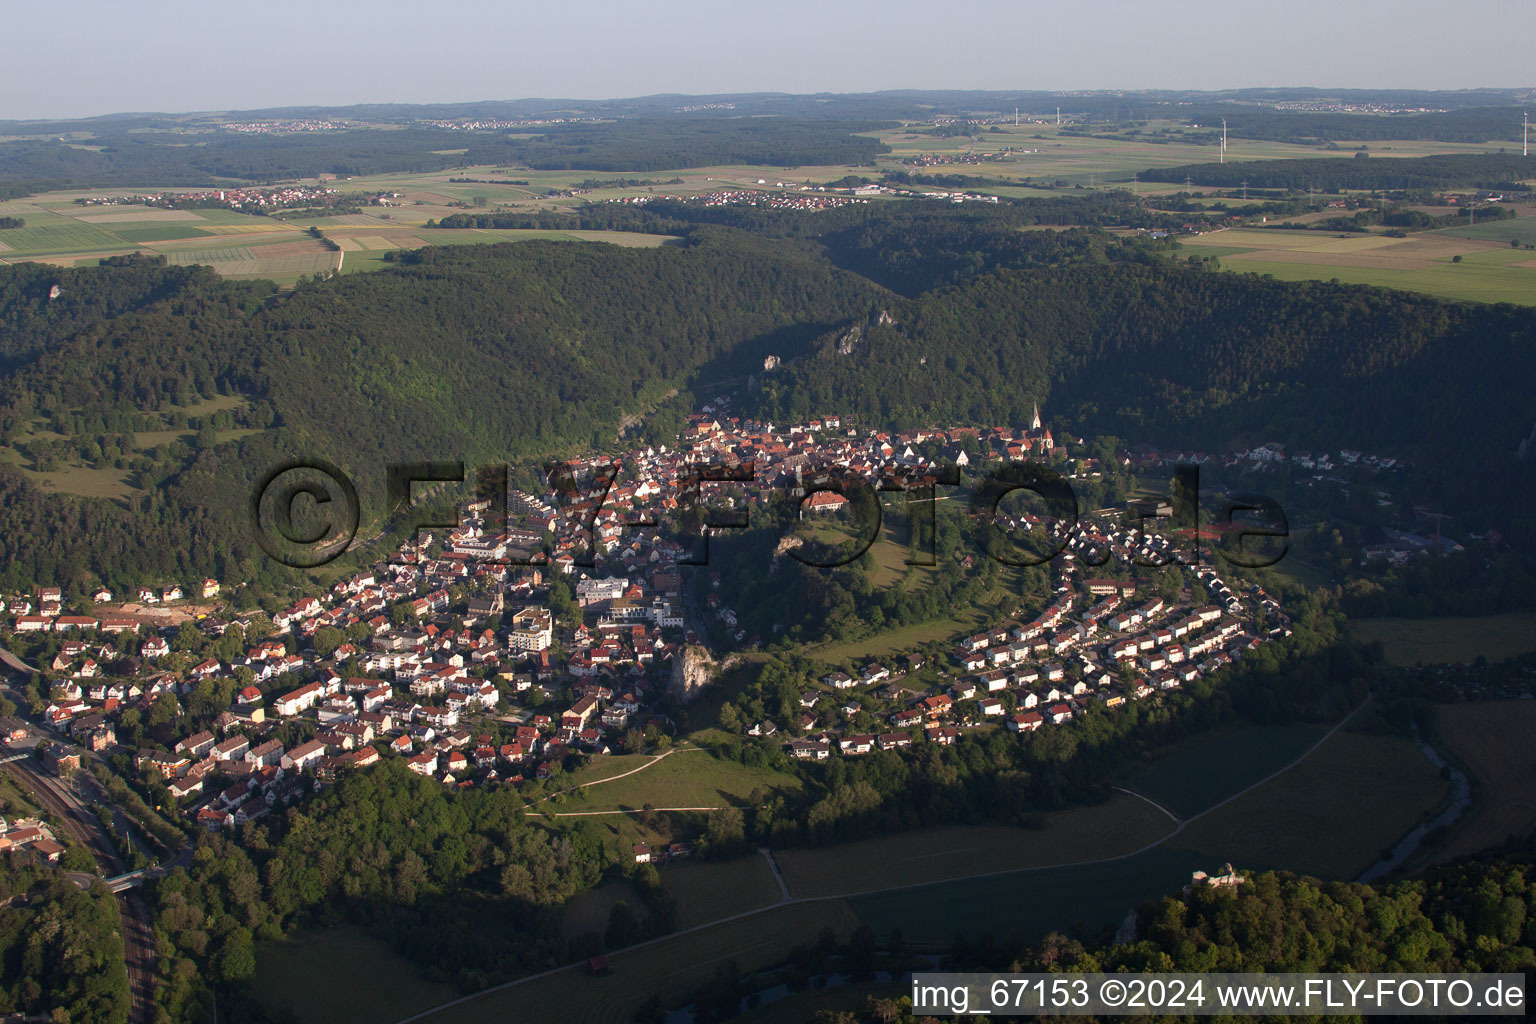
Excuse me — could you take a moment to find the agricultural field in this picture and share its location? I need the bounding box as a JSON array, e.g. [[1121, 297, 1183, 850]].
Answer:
[[1115, 722, 1330, 820], [1167, 727, 1452, 880], [660, 855, 784, 927], [252, 925, 458, 1024], [1434, 701, 1536, 863], [406, 900, 862, 1024], [1176, 219, 1536, 305], [1352, 612, 1536, 665], [773, 792, 1175, 899], [0, 184, 676, 286]]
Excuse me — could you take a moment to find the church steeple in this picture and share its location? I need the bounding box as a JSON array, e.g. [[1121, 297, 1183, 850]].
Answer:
[[1030, 402, 1042, 432]]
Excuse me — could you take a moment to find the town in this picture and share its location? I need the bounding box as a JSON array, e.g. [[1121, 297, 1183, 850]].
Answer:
[[0, 402, 1303, 853]]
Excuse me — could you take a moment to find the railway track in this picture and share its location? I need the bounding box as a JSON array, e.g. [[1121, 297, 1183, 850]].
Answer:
[[2, 757, 155, 1023]]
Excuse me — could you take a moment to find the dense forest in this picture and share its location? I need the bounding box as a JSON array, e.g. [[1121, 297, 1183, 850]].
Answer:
[[0, 858, 131, 1023], [1142, 152, 1536, 191], [150, 761, 618, 1020]]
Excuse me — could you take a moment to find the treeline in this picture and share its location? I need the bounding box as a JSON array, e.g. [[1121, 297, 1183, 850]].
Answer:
[[150, 761, 614, 1020], [457, 118, 890, 171], [0, 858, 131, 1023], [1142, 152, 1536, 191]]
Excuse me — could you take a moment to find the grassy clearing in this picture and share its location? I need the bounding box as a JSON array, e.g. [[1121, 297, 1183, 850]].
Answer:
[[1168, 727, 1450, 880], [252, 925, 458, 1024], [550, 749, 800, 813], [661, 855, 783, 927], [775, 793, 1174, 899], [1435, 701, 1536, 863], [1353, 613, 1536, 665], [409, 901, 862, 1024], [1116, 722, 1330, 820]]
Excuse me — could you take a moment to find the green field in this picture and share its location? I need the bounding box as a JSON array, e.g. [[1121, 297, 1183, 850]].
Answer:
[[253, 925, 458, 1024], [1434, 218, 1536, 245], [406, 900, 862, 1024], [1168, 727, 1451, 879], [1116, 722, 1330, 820], [1352, 612, 1536, 665], [112, 224, 212, 243], [548, 748, 800, 813], [850, 844, 1198, 947], [774, 793, 1174, 899], [661, 855, 783, 926], [1176, 220, 1536, 306], [1204, 256, 1536, 306]]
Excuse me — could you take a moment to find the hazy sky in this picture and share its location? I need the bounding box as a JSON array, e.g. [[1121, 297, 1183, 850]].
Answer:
[[4, 0, 1532, 120]]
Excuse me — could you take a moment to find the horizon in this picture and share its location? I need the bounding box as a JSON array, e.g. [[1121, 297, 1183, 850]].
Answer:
[[4, 0, 1533, 121]]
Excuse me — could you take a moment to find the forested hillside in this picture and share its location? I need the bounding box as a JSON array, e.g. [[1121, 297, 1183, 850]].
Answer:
[[0, 203, 1533, 592]]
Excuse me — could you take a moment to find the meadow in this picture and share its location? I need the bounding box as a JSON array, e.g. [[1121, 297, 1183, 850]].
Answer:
[[403, 900, 862, 1024], [660, 855, 784, 926], [1115, 722, 1330, 820], [1167, 727, 1451, 879], [544, 747, 800, 814], [1176, 222, 1536, 306], [1352, 612, 1536, 665], [773, 793, 1175, 899], [1434, 700, 1536, 863], [253, 925, 458, 1024]]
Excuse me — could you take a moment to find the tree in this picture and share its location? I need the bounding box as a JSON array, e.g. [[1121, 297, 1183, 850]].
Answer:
[[311, 626, 344, 660], [705, 805, 746, 856]]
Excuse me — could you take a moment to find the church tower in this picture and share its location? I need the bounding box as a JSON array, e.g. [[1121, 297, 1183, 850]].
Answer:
[[1030, 402, 1042, 432]]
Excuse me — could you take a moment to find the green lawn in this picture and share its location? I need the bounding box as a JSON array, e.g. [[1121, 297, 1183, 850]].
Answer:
[[252, 925, 458, 1024], [1116, 722, 1331, 820], [1352, 612, 1536, 665]]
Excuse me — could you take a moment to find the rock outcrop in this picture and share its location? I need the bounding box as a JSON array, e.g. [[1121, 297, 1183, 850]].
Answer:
[[671, 644, 717, 701]]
